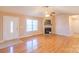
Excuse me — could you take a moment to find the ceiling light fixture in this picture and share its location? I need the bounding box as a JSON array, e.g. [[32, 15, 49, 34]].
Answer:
[[44, 6, 55, 17], [44, 6, 50, 17]]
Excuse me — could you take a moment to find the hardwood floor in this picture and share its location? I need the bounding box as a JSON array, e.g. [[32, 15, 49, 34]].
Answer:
[[0, 34, 79, 53]]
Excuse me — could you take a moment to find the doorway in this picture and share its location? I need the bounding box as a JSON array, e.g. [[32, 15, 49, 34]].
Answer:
[[3, 16, 19, 40]]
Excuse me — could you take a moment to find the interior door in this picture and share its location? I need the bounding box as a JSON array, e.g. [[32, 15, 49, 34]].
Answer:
[[3, 16, 19, 40]]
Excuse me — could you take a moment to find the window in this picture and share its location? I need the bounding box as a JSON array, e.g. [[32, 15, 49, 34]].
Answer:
[[26, 20, 33, 32], [32, 20, 38, 31], [26, 19, 38, 32], [10, 21, 13, 33]]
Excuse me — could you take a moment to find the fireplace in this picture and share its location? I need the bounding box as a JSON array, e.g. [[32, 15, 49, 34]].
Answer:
[[43, 17, 52, 35], [45, 27, 52, 34]]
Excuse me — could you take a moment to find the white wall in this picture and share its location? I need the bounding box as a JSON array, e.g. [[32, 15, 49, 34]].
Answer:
[[55, 14, 71, 36]]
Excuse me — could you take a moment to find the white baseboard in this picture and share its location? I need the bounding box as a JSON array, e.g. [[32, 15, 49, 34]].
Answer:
[[19, 33, 43, 39], [55, 33, 71, 37]]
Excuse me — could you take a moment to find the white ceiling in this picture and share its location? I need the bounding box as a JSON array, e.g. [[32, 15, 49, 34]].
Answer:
[[0, 6, 79, 17]]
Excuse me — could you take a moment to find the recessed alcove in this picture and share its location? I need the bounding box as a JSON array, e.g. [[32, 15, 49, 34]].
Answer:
[[43, 17, 53, 35], [69, 15, 79, 37]]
